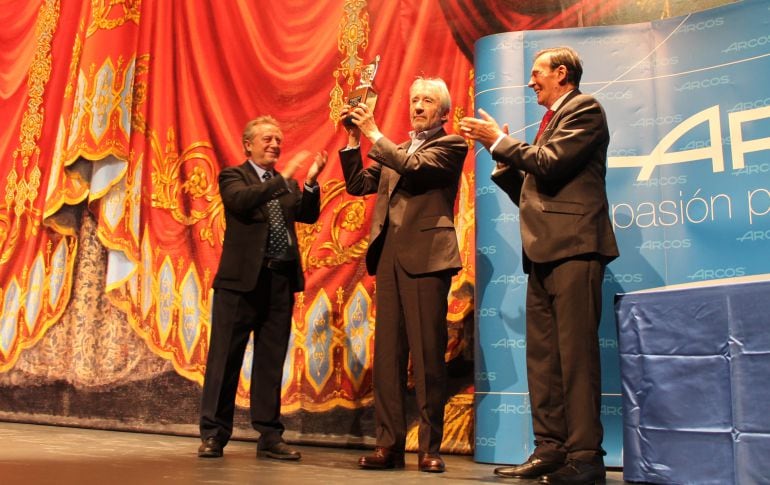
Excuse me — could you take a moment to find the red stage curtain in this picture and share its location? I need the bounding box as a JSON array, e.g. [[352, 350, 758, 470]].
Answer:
[[0, 0, 476, 413], [2, 0, 641, 414]]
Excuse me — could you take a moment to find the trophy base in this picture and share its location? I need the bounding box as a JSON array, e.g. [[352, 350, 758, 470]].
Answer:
[[342, 87, 378, 129]]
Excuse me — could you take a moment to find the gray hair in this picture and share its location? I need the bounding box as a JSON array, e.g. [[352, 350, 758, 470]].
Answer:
[[411, 77, 451, 117], [242, 115, 281, 155]]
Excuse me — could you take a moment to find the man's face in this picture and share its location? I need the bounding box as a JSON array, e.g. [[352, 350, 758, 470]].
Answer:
[[409, 84, 445, 132], [528, 53, 565, 108], [246, 123, 282, 169]]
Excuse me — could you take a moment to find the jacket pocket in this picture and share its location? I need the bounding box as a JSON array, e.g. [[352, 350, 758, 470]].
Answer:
[[541, 200, 585, 215], [418, 215, 455, 231]]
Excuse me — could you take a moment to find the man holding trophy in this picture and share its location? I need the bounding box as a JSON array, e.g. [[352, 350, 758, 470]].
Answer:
[[338, 70, 468, 473]]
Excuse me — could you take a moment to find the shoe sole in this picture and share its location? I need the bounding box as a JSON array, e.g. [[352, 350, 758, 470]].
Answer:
[[359, 462, 406, 470], [197, 451, 223, 458], [540, 476, 606, 484], [257, 450, 301, 460]]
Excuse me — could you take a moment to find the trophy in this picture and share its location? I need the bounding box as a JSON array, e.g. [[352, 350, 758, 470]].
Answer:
[[343, 55, 380, 128]]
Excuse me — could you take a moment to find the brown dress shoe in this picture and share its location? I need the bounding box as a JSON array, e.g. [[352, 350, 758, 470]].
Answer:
[[197, 437, 223, 458], [358, 446, 405, 469], [418, 452, 446, 473], [494, 455, 564, 478], [257, 441, 301, 460]]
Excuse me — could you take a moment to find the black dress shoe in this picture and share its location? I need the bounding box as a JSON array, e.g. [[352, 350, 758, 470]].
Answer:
[[418, 452, 446, 473], [197, 437, 223, 458], [358, 446, 406, 469], [257, 441, 301, 460], [538, 459, 606, 484], [494, 455, 563, 478]]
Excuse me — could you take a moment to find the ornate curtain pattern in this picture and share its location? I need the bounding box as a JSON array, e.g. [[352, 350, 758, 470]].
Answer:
[[2, 0, 721, 412], [0, 0, 77, 373], [2, 0, 737, 456], [0, 0, 477, 413]]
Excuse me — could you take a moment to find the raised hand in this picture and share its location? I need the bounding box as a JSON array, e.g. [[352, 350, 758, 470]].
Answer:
[[459, 108, 505, 149], [280, 149, 311, 180], [306, 150, 328, 184], [346, 102, 382, 143]]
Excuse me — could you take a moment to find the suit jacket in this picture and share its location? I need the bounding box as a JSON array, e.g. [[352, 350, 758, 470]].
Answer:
[[490, 90, 619, 267], [213, 161, 320, 293], [339, 128, 468, 276]]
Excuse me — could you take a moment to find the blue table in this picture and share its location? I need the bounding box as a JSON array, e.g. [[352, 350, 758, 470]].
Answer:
[[616, 277, 770, 485]]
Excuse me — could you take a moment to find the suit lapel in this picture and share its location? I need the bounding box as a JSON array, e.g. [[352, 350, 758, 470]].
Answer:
[[387, 169, 400, 196], [386, 127, 448, 195], [539, 90, 580, 145], [241, 160, 284, 219], [242, 160, 261, 184], [387, 143, 409, 195]]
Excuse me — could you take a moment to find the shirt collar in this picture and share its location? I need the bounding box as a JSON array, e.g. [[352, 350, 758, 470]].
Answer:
[[408, 124, 443, 144], [549, 89, 574, 112], [248, 159, 272, 179]]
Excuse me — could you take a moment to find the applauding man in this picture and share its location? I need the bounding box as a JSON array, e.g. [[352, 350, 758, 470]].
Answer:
[[199, 116, 327, 461], [461, 47, 618, 485]]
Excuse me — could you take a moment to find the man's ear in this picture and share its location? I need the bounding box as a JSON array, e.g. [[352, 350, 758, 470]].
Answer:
[[557, 65, 569, 85]]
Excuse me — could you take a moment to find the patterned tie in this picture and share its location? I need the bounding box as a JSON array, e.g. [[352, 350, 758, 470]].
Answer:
[[535, 109, 555, 143], [262, 171, 290, 257]]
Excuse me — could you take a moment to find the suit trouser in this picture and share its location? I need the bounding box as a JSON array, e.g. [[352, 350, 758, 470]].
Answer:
[[526, 255, 605, 462], [373, 228, 451, 453], [199, 267, 293, 447]]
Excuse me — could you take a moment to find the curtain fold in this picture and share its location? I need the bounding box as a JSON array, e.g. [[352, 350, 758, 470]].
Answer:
[[0, 0, 476, 413], [438, 0, 624, 59]]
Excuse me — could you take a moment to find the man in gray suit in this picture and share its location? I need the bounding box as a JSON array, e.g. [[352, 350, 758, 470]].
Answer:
[[461, 47, 619, 485], [339, 77, 467, 473]]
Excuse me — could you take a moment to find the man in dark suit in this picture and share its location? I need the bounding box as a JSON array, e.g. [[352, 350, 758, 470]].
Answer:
[[198, 115, 327, 460], [461, 47, 619, 485], [339, 77, 467, 473]]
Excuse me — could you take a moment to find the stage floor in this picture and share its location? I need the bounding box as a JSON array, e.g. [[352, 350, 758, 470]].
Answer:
[[0, 421, 627, 484]]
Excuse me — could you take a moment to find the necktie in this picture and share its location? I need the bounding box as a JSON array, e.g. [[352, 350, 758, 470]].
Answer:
[[535, 109, 555, 142], [262, 171, 290, 257]]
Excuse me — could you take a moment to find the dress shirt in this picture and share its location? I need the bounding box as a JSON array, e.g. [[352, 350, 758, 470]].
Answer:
[[407, 125, 443, 154], [248, 159, 318, 192], [247, 160, 296, 253]]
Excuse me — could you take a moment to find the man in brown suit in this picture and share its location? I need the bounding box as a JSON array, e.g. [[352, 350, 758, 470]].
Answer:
[[461, 47, 619, 485], [339, 77, 467, 473], [198, 115, 327, 460]]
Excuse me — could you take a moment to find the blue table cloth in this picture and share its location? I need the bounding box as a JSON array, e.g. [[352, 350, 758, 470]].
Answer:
[[616, 278, 770, 484]]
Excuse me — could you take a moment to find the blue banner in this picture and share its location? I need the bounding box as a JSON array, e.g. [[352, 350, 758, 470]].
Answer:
[[474, 0, 770, 466]]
